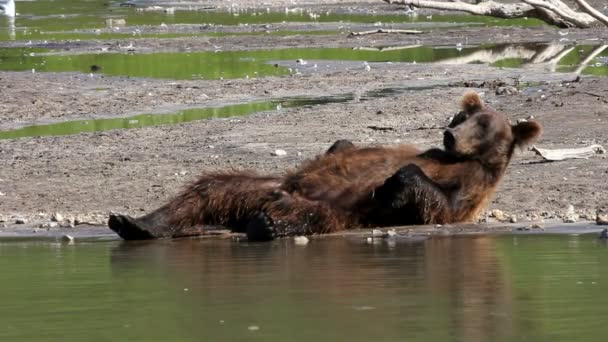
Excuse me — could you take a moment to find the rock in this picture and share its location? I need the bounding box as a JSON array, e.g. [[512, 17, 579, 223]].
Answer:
[[490, 209, 507, 222], [563, 205, 579, 223], [496, 86, 518, 96], [597, 210, 608, 225], [510, 216, 518, 223], [61, 234, 74, 243], [271, 149, 287, 156], [51, 212, 63, 222], [529, 221, 544, 229], [371, 229, 383, 237], [294, 236, 309, 245], [599, 229, 608, 240], [247, 325, 260, 331], [386, 229, 397, 237], [15, 218, 27, 224], [105, 18, 127, 28]]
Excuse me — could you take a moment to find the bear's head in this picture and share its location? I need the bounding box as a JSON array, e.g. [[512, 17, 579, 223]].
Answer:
[[443, 92, 542, 166]]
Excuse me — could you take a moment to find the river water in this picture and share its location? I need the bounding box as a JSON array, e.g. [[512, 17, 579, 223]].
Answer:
[[0, 234, 606, 341]]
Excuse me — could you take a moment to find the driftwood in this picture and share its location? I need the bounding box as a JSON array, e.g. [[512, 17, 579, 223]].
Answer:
[[353, 44, 423, 52], [350, 29, 424, 36], [383, 0, 607, 28], [531, 144, 606, 161], [574, 0, 608, 26]]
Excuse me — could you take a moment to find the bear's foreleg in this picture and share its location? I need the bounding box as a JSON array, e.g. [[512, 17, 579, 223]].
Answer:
[[245, 191, 351, 241], [373, 164, 451, 225]]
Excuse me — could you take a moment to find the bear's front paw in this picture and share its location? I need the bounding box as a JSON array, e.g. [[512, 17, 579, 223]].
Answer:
[[246, 212, 277, 242], [375, 164, 425, 208], [395, 164, 425, 182]]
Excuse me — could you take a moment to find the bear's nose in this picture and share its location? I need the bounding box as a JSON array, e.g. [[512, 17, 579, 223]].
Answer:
[[443, 130, 456, 150]]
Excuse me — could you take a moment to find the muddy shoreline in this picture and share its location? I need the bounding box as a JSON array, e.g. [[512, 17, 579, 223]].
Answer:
[[0, 1, 607, 233]]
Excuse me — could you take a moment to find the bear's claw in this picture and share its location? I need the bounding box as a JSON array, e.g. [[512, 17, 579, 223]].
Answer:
[[246, 212, 277, 242]]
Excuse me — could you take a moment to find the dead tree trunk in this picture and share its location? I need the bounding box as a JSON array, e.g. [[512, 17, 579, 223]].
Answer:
[[383, 0, 606, 28]]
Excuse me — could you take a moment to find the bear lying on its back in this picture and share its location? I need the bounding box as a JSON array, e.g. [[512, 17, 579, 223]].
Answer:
[[108, 92, 542, 241]]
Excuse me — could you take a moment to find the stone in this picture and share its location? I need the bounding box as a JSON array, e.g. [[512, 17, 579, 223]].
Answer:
[[294, 236, 309, 245], [61, 234, 74, 243], [271, 149, 287, 156], [15, 218, 27, 224], [597, 210, 608, 226], [51, 212, 63, 222], [563, 205, 579, 223], [496, 86, 518, 96], [490, 209, 506, 222]]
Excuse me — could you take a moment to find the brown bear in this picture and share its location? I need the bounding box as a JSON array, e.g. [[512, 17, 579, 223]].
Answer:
[[108, 92, 542, 241]]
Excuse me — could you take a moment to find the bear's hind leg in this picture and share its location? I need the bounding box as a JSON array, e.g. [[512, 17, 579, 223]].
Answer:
[[108, 172, 281, 240]]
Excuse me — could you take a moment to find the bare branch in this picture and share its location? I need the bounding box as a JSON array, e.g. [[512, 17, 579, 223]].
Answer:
[[350, 29, 424, 36], [384, 0, 535, 17], [523, 0, 594, 27], [383, 0, 599, 28], [574, 0, 608, 26]]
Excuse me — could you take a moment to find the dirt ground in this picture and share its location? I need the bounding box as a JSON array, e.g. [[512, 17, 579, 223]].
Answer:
[[0, 1, 607, 231]]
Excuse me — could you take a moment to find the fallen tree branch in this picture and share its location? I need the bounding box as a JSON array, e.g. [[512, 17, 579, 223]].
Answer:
[[522, 0, 595, 27], [383, 0, 601, 28], [532, 144, 606, 161], [350, 29, 424, 36], [574, 0, 608, 26]]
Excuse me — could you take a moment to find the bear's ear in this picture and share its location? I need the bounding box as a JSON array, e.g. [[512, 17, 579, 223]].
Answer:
[[512, 121, 542, 146], [461, 91, 483, 113]]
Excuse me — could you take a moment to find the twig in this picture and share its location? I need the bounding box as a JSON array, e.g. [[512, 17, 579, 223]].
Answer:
[[350, 29, 423, 36]]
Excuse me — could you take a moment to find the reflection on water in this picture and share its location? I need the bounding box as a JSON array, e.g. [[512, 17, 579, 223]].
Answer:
[[1, 43, 606, 81], [0, 235, 606, 341]]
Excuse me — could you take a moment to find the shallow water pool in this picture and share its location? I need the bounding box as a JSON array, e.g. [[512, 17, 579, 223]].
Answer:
[[0, 234, 606, 341]]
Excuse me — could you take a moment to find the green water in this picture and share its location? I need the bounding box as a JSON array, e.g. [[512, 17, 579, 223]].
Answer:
[[0, 0, 544, 41], [0, 234, 606, 341], [0, 102, 278, 140], [0, 95, 355, 140], [2, 43, 607, 80]]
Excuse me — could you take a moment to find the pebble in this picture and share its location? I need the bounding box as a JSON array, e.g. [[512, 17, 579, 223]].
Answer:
[[371, 229, 383, 237], [272, 149, 287, 156], [495, 86, 518, 96], [490, 209, 507, 222], [597, 210, 608, 226], [563, 204, 579, 223], [51, 212, 64, 222], [61, 234, 74, 243], [294, 236, 309, 245]]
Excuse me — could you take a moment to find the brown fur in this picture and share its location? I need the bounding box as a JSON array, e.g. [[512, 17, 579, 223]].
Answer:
[[108, 92, 542, 240]]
